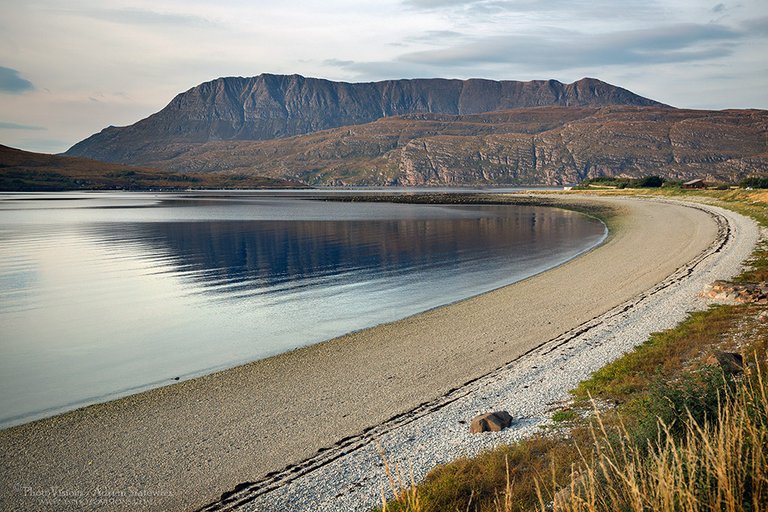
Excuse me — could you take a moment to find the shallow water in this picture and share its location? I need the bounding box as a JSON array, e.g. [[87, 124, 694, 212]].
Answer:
[[0, 191, 606, 428]]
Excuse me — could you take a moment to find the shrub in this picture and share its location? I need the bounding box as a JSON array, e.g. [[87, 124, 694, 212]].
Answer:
[[636, 175, 664, 188], [632, 365, 736, 444], [740, 176, 768, 189]]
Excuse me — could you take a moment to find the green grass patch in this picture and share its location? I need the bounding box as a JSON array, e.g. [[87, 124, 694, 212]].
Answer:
[[551, 409, 579, 423], [573, 306, 739, 404]]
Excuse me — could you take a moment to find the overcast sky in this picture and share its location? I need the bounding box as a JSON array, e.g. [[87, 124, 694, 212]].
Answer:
[[1, 0, 766, 154]]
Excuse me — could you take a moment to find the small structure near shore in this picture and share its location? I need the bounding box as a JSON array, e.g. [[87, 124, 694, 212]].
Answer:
[[683, 178, 706, 189]]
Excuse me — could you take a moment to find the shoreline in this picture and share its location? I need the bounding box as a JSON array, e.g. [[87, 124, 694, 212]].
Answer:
[[0, 194, 608, 431], [0, 194, 756, 512], [234, 197, 759, 512]]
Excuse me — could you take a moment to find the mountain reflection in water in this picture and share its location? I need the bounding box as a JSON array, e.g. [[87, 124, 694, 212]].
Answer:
[[0, 194, 606, 427], [93, 210, 588, 301]]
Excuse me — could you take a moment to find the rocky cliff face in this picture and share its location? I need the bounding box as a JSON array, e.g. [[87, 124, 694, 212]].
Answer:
[[65, 74, 664, 163], [144, 107, 768, 186]]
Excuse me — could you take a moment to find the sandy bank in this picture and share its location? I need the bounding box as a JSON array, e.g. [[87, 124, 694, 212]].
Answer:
[[0, 196, 742, 512]]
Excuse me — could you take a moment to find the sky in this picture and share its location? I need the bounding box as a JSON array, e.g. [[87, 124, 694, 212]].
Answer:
[[1, 0, 766, 154]]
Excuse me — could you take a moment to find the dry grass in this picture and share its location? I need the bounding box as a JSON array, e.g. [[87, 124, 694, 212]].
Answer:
[[542, 364, 768, 512], [378, 437, 579, 512], [379, 445, 422, 512]]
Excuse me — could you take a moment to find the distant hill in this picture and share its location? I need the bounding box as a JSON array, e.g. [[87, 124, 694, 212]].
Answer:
[[0, 145, 304, 191], [65, 74, 666, 164]]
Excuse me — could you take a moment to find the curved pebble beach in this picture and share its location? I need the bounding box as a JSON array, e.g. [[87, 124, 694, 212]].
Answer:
[[0, 195, 760, 512]]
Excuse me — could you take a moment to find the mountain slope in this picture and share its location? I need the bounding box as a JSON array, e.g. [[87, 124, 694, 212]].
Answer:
[[144, 107, 768, 186], [65, 74, 665, 164]]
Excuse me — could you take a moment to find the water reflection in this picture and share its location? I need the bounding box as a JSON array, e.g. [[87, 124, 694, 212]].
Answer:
[[84, 207, 597, 302], [0, 195, 606, 428]]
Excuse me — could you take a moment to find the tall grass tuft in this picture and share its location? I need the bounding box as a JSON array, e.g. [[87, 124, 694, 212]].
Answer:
[[378, 445, 421, 512], [543, 362, 768, 512]]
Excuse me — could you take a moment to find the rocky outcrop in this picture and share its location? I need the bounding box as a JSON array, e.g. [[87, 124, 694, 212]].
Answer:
[[704, 280, 768, 304], [704, 351, 744, 375], [65, 74, 664, 164]]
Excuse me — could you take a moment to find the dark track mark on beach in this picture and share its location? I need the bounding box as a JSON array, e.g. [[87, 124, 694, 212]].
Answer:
[[196, 198, 732, 512]]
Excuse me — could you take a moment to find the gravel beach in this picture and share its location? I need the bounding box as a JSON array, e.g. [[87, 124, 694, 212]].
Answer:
[[0, 195, 759, 512]]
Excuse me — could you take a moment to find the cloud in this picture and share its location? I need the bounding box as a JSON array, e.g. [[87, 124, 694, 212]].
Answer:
[[712, 3, 726, 13], [742, 16, 768, 36], [326, 59, 449, 80], [55, 7, 215, 28], [0, 67, 34, 94], [0, 121, 45, 131], [403, 0, 482, 8], [324, 20, 754, 87], [404, 30, 467, 44], [395, 23, 743, 69], [403, 0, 657, 16]]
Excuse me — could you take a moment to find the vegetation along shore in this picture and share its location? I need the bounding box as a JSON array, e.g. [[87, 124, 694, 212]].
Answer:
[[370, 188, 768, 512]]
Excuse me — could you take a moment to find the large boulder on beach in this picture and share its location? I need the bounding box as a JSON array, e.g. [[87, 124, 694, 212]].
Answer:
[[469, 411, 513, 433]]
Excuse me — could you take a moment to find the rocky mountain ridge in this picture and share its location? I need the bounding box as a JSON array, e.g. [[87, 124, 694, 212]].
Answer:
[[61, 74, 766, 187], [65, 74, 665, 164]]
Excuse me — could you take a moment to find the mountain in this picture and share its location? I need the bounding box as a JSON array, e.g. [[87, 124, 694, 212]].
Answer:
[[0, 145, 304, 191], [65, 74, 665, 164], [117, 106, 768, 187], [62, 74, 767, 187]]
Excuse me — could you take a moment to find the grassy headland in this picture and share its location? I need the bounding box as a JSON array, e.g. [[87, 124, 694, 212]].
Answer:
[[377, 189, 768, 512]]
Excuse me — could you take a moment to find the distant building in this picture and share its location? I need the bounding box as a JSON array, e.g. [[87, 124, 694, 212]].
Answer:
[[683, 178, 706, 189]]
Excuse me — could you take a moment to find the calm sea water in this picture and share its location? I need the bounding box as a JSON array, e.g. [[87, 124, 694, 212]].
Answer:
[[0, 191, 606, 428]]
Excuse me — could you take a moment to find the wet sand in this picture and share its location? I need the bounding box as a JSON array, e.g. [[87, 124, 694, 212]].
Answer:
[[0, 195, 722, 511]]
